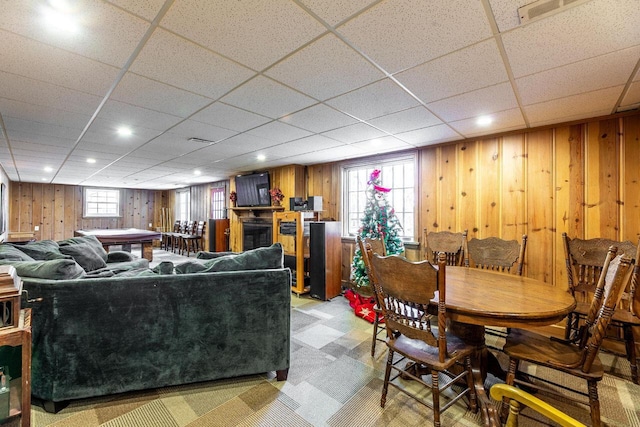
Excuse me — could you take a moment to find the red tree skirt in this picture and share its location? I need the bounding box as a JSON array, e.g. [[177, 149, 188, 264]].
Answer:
[[344, 289, 384, 324]]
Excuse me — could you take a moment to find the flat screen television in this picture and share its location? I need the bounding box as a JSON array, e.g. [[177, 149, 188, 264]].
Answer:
[[235, 172, 271, 207]]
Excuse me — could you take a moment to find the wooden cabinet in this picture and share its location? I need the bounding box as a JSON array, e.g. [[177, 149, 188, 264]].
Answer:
[[0, 309, 31, 427], [273, 211, 318, 295]]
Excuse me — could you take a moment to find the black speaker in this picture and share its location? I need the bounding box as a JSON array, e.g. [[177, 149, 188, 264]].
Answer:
[[307, 196, 322, 212], [309, 221, 341, 300]]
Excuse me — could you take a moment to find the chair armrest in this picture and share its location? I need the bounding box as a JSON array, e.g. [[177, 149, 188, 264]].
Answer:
[[490, 384, 586, 427]]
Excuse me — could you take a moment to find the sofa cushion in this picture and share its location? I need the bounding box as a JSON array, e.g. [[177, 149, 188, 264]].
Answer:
[[106, 251, 137, 263], [0, 259, 85, 280], [58, 235, 108, 262], [59, 244, 108, 272], [152, 261, 174, 275], [0, 245, 35, 261], [176, 243, 284, 274], [9, 240, 61, 260]]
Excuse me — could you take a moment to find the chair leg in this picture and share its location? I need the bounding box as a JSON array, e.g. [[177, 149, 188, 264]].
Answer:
[[381, 350, 393, 408], [432, 371, 441, 427], [502, 359, 520, 422], [587, 380, 601, 427], [465, 356, 477, 413], [371, 313, 379, 357], [623, 324, 639, 384]]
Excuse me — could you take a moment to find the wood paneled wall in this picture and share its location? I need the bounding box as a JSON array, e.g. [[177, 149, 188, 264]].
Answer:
[[327, 113, 640, 290], [9, 183, 167, 241]]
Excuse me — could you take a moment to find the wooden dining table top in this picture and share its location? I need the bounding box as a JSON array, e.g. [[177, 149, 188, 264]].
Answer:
[[440, 267, 577, 328]]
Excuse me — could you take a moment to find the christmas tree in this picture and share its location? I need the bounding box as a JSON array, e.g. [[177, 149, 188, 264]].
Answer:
[[351, 169, 404, 289]]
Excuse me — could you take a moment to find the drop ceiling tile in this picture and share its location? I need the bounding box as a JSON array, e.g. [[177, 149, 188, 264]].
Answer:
[[4, 117, 81, 142], [321, 123, 386, 144], [367, 106, 442, 134], [487, 0, 532, 32], [350, 136, 414, 155], [266, 33, 384, 101], [525, 86, 624, 127], [130, 28, 256, 99], [84, 119, 162, 146], [449, 108, 526, 138], [0, 30, 119, 96], [396, 124, 461, 147], [0, 1, 150, 67], [247, 121, 312, 143], [0, 71, 103, 115], [337, 0, 492, 73], [502, 0, 640, 77], [111, 72, 213, 118], [107, 0, 167, 21], [6, 130, 76, 150], [190, 102, 271, 132], [161, 0, 326, 70], [259, 135, 344, 158], [98, 100, 184, 131], [396, 39, 509, 104], [517, 46, 640, 105], [167, 119, 238, 142], [298, 0, 377, 26], [279, 104, 358, 133], [0, 98, 90, 131], [220, 76, 317, 119], [74, 141, 135, 157], [427, 82, 518, 122], [326, 79, 419, 120]]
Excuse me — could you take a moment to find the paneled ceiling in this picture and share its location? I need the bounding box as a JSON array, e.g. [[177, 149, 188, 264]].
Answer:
[[0, 0, 639, 189]]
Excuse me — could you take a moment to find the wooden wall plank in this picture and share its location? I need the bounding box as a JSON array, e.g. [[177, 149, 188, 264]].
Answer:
[[526, 130, 554, 283], [623, 115, 640, 241], [501, 135, 526, 242], [477, 138, 500, 238], [420, 148, 438, 242], [437, 145, 457, 232], [458, 141, 478, 237]]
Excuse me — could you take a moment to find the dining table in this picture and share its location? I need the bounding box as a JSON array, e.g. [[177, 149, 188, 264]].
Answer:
[[439, 266, 577, 427]]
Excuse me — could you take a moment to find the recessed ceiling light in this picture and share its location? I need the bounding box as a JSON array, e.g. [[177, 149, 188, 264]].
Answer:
[[41, 178, 48, 181], [41, 0, 79, 34], [117, 127, 132, 137], [194, 170, 201, 175], [476, 116, 493, 126], [257, 154, 266, 161], [44, 166, 53, 172], [87, 158, 96, 164]]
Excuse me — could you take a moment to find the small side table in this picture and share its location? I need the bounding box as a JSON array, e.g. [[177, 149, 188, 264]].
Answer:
[[0, 309, 31, 427]]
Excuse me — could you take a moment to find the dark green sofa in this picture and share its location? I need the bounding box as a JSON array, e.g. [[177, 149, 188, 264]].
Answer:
[[0, 239, 291, 412]]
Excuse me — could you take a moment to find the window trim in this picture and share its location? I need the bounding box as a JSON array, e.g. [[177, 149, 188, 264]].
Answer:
[[341, 152, 418, 242], [175, 188, 191, 222], [83, 187, 122, 218]]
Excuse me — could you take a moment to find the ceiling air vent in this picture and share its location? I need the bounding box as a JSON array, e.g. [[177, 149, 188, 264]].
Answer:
[[518, 0, 589, 24]]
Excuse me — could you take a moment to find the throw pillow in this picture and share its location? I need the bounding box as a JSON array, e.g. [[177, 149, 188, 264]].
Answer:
[[59, 244, 108, 272], [106, 251, 136, 263], [8, 240, 61, 260], [58, 235, 108, 262], [152, 261, 174, 275], [0, 259, 85, 280], [0, 245, 35, 261]]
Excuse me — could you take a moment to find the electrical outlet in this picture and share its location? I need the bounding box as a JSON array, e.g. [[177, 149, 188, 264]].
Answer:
[[34, 225, 40, 231], [148, 223, 152, 228]]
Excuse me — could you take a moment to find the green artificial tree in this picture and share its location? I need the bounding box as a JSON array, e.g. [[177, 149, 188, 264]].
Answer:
[[351, 169, 404, 290]]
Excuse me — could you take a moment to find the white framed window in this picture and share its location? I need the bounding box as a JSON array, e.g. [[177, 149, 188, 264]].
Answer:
[[84, 188, 121, 217], [342, 155, 416, 240], [176, 189, 190, 221]]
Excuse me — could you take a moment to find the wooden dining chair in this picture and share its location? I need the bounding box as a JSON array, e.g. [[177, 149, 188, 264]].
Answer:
[[563, 232, 640, 384], [367, 249, 477, 427], [465, 235, 527, 276], [162, 220, 181, 251], [356, 236, 387, 357], [182, 220, 206, 257], [490, 384, 586, 427], [423, 229, 468, 266], [465, 234, 527, 342], [502, 247, 634, 427]]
